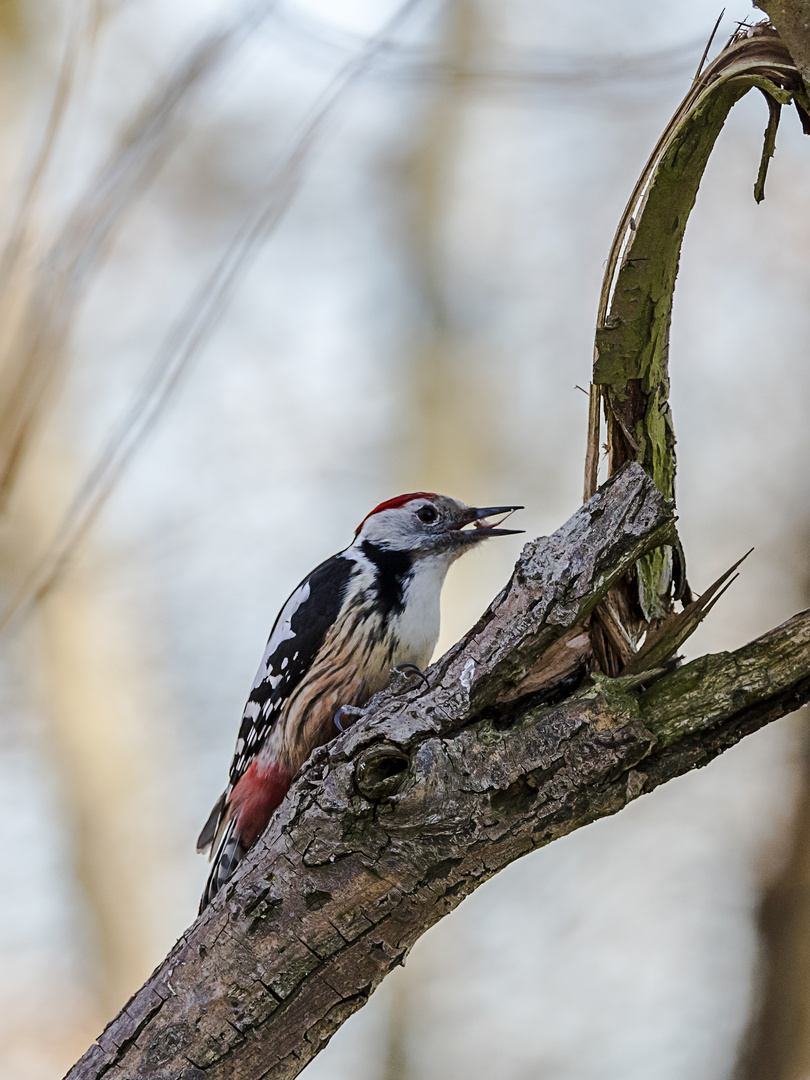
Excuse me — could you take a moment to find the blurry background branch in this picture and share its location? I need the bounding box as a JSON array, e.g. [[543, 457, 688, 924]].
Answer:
[[0, 0, 426, 639], [273, 6, 705, 93], [0, 0, 279, 509], [733, 13, 810, 1080]]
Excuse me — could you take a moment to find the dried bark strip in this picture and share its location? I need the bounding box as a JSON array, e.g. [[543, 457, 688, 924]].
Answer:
[[65, 464, 810, 1080]]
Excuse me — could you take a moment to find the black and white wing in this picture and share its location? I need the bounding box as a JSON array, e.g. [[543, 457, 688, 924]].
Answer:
[[227, 552, 356, 791], [197, 551, 355, 852]]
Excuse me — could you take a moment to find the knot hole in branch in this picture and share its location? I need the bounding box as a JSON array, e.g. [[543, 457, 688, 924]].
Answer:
[[354, 744, 410, 800]]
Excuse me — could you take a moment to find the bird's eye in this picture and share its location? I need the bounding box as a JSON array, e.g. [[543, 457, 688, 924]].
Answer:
[[417, 505, 438, 524]]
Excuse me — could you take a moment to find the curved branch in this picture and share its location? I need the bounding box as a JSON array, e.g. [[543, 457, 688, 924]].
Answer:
[[584, 23, 807, 631]]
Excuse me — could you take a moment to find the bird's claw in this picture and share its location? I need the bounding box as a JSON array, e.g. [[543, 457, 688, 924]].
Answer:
[[334, 705, 363, 732], [393, 662, 430, 690]]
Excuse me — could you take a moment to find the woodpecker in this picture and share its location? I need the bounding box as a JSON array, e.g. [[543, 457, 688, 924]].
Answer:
[[197, 492, 522, 909]]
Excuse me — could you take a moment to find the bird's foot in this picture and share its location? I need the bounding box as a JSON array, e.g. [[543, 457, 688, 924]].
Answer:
[[334, 705, 364, 732], [393, 662, 430, 690]]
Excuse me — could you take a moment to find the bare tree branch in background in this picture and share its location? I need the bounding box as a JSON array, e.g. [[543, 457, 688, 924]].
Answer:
[[0, 0, 294, 1021], [16, 449, 177, 1010], [0, 0, 424, 641], [0, 0, 89, 301], [406, 0, 489, 496], [735, 710, 810, 1080], [274, 5, 705, 93], [0, 0, 279, 508], [0, 0, 183, 1024]]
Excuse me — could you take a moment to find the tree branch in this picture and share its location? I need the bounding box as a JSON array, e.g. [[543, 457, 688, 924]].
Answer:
[[585, 23, 806, 636], [64, 463, 810, 1080], [754, 0, 810, 92]]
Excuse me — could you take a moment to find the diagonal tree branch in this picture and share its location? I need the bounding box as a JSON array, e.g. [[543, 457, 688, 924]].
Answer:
[[64, 463, 810, 1080]]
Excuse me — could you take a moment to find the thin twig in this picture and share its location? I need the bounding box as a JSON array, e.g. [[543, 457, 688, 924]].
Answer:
[[692, 9, 726, 84], [0, 0, 428, 638], [0, 0, 90, 297]]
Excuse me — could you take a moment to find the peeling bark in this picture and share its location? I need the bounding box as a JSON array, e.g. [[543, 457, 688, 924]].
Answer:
[[64, 464, 810, 1080]]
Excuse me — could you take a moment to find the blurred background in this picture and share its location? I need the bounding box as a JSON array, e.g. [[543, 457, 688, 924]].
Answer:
[[0, 0, 809, 1077]]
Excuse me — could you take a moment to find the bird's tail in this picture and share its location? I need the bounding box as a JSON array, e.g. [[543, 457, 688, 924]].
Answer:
[[197, 763, 292, 911], [196, 791, 225, 854], [199, 816, 247, 912]]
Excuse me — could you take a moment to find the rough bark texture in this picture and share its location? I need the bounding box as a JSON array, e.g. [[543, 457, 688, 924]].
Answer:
[[755, 0, 810, 90], [64, 463, 810, 1080]]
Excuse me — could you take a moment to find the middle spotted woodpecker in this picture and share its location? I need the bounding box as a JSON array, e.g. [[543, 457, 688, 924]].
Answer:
[[197, 491, 522, 909]]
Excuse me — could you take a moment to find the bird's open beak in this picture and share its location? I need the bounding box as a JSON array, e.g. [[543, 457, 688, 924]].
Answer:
[[450, 505, 524, 539]]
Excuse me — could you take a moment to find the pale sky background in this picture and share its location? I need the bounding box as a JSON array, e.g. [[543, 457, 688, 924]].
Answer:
[[0, 1, 808, 1078]]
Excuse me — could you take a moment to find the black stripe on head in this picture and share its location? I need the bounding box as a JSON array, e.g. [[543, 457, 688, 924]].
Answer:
[[360, 541, 412, 625]]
